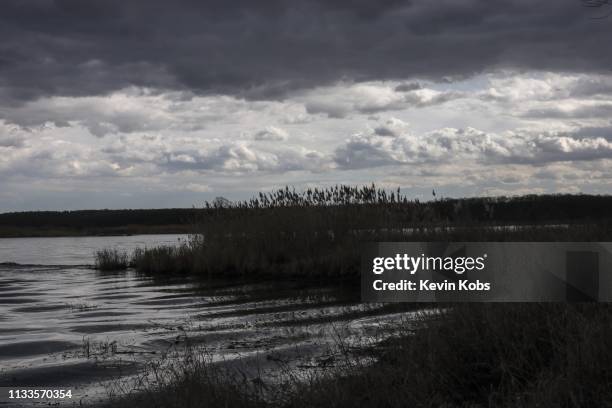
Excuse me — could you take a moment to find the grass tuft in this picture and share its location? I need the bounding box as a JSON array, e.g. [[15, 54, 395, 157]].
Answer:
[[94, 248, 129, 271], [130, 244, 194, 275]]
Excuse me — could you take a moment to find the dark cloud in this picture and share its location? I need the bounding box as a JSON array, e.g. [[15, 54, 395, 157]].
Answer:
[[566, 77, 612, 98], [522, 104, 612, 119], [0, 0, 609, 104], [0, 134, 24, 148], [395, 82, 423, 92], [570, 125, 612, 140]]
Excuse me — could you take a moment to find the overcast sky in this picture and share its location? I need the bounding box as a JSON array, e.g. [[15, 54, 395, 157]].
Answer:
[[2, 0, 612, 211]]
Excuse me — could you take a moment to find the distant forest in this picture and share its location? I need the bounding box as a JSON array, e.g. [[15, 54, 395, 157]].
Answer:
[[0, 208, 200, 237], [0, 192, 611, 237]]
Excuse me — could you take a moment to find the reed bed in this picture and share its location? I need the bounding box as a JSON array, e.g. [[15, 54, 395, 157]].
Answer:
[[121, 185, 612, 278]]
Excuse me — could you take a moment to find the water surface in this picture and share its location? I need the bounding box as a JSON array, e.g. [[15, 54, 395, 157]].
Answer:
[[0, 235, 413, 407], [0, 234, 187, 266]]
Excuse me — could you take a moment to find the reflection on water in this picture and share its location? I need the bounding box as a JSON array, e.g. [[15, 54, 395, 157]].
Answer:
[[0, 234, 188, 266], [0, 235, 414, 406]]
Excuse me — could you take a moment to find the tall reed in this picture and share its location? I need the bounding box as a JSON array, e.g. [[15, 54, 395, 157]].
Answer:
[[127, 185, 612, 278]]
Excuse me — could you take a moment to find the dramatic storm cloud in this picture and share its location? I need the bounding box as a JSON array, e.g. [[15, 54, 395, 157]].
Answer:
[[3, 0, 612, 102], [1, 0, 612, 210]]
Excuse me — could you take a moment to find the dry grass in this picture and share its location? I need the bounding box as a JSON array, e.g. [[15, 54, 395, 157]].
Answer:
[[104, 304, 612, 408], [285, 304, 612, 407], [105, 347, 267, 408]]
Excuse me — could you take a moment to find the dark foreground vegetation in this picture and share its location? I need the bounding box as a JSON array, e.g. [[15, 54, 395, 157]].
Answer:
[[106, 304, 612, 408], [95, 185, 612, 278], [90, 186, 612, 407]]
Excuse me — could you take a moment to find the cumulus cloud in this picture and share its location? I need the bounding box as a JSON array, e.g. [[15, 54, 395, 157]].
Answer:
[[253, 126, 289, 141], [0, 89, 266, 136], [0, 122, 25, 148], [4, 2, 612, 210], [165, 143, 329, 173], [483, 74, 612, 103], [334, 121, 612, 169], [0, 138, 122, 180], [373, 117, 411, 137], [101, 133, 329, 174], [475, 73, 612, 124], [301, 82, 461, 118]]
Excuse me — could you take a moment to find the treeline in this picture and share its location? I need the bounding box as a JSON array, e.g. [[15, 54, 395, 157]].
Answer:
[[2, 187, 612, 238], [0, 208, 199, 229], [0, 208, 200, 237]]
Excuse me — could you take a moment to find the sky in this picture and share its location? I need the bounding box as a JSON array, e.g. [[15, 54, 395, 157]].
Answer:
[[1, 0, 612, 211]]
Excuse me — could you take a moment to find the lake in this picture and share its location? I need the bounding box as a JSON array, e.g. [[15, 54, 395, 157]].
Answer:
[[0, 235, 415, 407]]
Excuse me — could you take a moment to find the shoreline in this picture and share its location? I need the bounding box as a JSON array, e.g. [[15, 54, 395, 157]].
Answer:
[[0, 225, 194, 239]]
